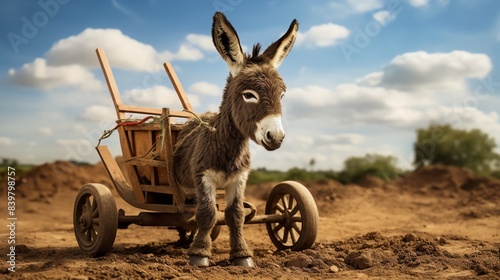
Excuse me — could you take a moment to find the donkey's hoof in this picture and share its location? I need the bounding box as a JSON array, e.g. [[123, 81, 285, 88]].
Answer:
[[233, 257, 254, 268], [189, 255, 209, 267]]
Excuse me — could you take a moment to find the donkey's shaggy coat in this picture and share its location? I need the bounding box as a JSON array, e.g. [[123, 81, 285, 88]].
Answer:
[[173, 12, 298, 266]]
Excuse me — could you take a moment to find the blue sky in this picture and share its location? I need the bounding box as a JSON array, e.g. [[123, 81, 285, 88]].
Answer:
[[1, 0, 500, 171]]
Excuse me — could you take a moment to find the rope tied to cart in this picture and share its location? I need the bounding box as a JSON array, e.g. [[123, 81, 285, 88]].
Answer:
[[96, 116, 157, 147], [172, 109, 216, 154], [182, 109, 216, 132], [96, 109, 215, 158]]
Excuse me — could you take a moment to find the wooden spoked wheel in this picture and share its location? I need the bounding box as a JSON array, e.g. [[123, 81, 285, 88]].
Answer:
[[73, 183, 118, 257], [265, 181, 319, 250]]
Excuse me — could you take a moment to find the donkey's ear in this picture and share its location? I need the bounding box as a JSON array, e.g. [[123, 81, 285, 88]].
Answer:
[[212, 12, 245, 76], [262, 19, 299, 69]]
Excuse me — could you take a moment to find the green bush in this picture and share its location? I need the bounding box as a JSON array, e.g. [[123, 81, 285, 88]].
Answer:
[[247, 168, 287, 184], [414, 124, 499, 175], [338, 154, 400, 183], [247, 168, 339, 184], [286, 168, 311, 182]]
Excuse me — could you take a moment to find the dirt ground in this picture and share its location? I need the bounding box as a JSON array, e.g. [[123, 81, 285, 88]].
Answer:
[[1, 161, 499, 279]]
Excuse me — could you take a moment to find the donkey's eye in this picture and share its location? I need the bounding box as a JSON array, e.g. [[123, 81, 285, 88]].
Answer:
[[243, 92, 256, 99], [242, 90, 259, 103]]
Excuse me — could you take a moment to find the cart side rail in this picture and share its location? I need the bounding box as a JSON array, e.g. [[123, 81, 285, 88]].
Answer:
[[95, 48, 198, 205], [95, 48, 193, 119], [96, 144, 179, 212]]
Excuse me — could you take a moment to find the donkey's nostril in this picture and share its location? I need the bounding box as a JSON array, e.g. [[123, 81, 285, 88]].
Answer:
[[266, 131, 272, 142]]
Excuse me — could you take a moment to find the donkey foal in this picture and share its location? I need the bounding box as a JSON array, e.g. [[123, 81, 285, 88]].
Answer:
[[173, 12, 298, 267]]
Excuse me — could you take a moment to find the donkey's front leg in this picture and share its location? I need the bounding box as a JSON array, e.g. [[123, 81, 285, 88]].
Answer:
[[225, 174, 254, 267], [188, 180, 217, 266]]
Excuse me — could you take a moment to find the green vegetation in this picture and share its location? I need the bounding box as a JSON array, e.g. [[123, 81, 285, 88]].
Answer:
[[414, 124, 500, 176], [247, 168, 287, 184], [69, 160, 91, 166], [250, 124, 500, 184], [3, 123, 499, 185], [0, 158, 34, 183], [248, 167, 338, 184], [337, 154, 401, 183]]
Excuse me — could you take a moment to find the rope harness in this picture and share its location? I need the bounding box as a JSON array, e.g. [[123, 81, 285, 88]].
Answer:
[[96, 110, 216, 160], [172, 110, 216, 154]]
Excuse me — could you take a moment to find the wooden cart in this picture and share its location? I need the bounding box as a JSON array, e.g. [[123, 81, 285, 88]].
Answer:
[[73, 48, 319, 257]]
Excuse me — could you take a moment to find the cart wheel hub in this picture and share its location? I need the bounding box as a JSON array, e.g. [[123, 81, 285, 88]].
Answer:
[[79, 212, 91, 229], [283, 209, 292, 225], [80, 216, 86, 227]]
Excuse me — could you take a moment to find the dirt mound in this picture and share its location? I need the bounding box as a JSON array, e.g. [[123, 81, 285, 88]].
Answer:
[[355, 175, 386, 189], [399, 164, 500, 203], [4, 162, 500, 279], [6, 230, 498, 279], [301, 179, 357, 216], [326, 231, 500, 277], [15, 159, 127, 203], [400, 164, 500, 192]]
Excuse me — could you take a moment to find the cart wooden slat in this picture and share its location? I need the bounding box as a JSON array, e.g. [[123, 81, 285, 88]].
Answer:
[[95, 48, 199, 212]]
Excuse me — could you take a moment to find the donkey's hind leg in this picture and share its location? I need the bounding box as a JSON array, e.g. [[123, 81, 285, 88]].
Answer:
[[187, 181, 217, 266], [225, 174, 254, 267]]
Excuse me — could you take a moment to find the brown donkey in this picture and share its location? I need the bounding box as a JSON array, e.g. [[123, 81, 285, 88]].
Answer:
[[173, 12, 298, 267]]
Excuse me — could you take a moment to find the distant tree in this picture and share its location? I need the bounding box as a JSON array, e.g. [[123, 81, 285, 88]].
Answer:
[[69, 160, 91, 166], [309, 158, 316, 171], [286, 167, 311, 182], [1, 158, 18, 167], [414, 124, 499, 175], [338, 154, 400, 183]]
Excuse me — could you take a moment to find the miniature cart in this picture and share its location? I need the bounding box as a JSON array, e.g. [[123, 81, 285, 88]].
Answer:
[[73, 48, 319, 257]]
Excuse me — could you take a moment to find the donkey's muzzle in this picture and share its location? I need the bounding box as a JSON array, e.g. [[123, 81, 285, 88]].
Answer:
[[262, 130, 285, 151], [256, 114, 285, 151]]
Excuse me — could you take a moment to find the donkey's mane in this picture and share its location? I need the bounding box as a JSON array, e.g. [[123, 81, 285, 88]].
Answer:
[[246, 43, 267, 64]]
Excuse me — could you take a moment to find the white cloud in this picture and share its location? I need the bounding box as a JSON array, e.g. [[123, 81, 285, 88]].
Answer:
[[162, 44, 204, 62], [373, 10, 396, 25], [315, 134, 365, 146], [437, 106, 500, 135], [356, 72, 383, 86], [287, 85, 336, 107], [7, 58, 103, 91], [347, 0, 383, 13], [0, 137, 13, 146], [186, 34, 216, 52], [378, 51, 492, 92], [56, 139, 89, 147], [123, 85, 200, 109], [46, 28, 159, 71], [408, 0, 429, 7], [38, 127, 53, 136], [288, 84, 427, 127], [408, 0, 449, 8], [288, 51, 494, 129], [296, 23, 350, 48], [7, 28, 209, 91], [189, 81, 221, 96], [81, 105, 117, 122], [46, 28, 204, 72]]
